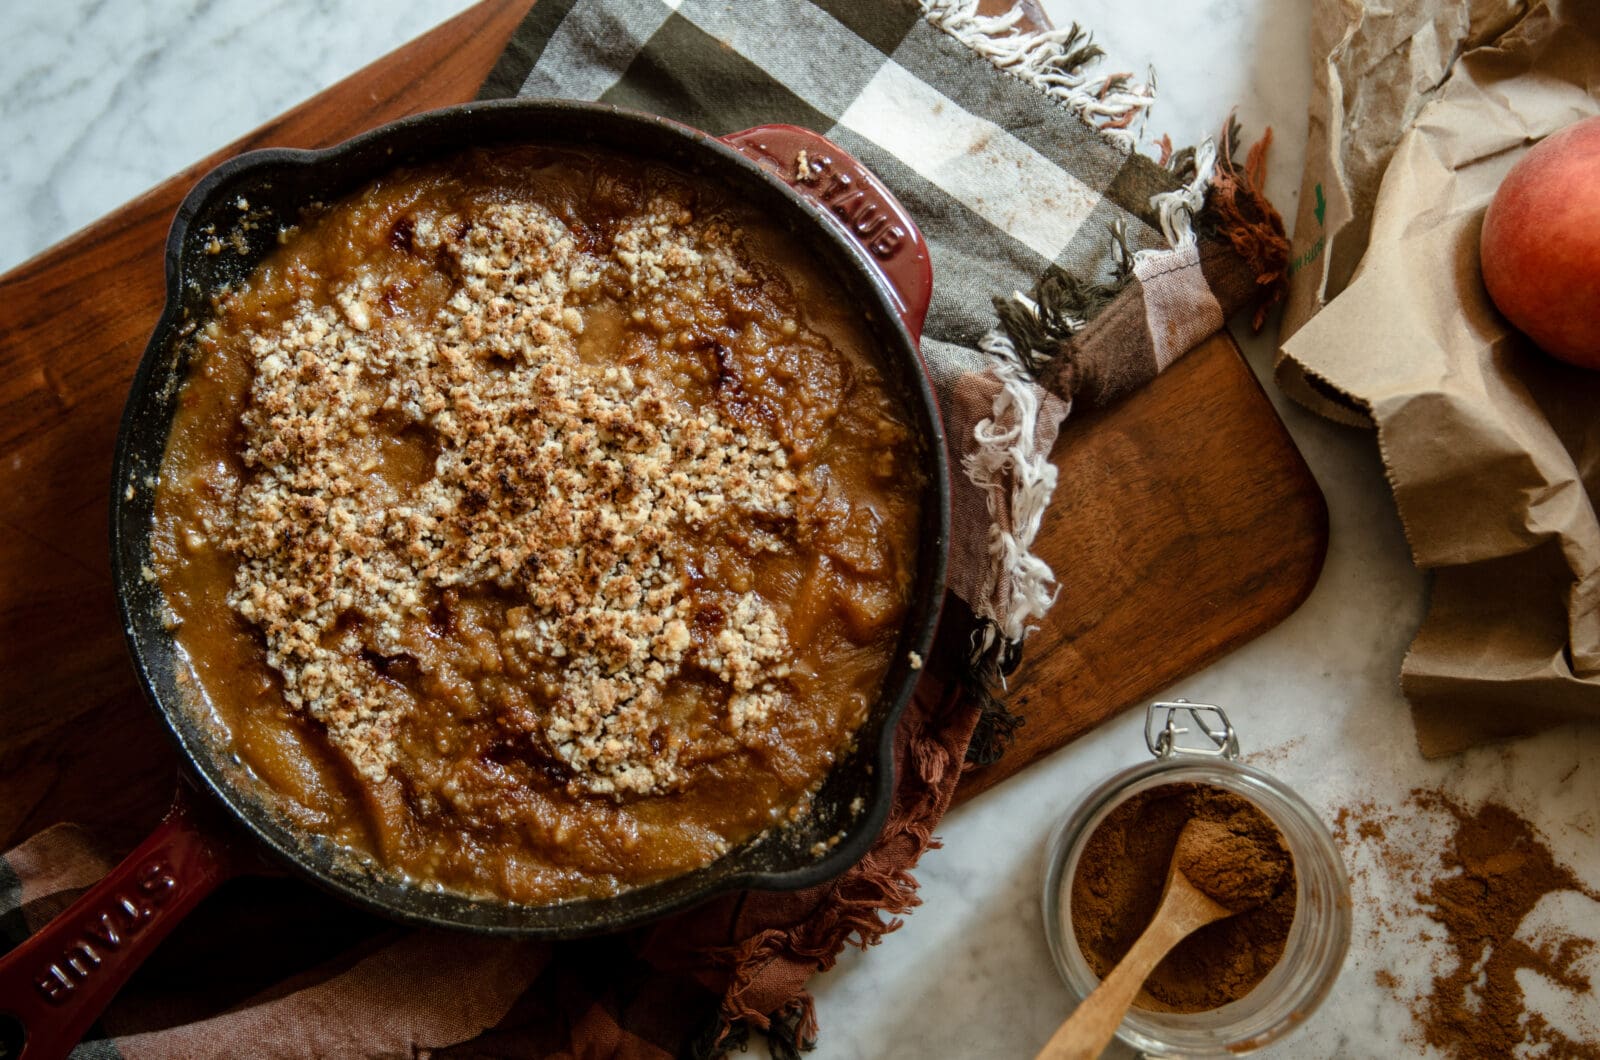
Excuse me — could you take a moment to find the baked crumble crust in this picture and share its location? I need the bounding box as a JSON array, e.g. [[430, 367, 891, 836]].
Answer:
[[224, 196, 803, 795]]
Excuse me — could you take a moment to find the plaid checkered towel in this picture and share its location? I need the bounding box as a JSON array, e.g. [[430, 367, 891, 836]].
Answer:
[[2, 2, 1284, 1057]]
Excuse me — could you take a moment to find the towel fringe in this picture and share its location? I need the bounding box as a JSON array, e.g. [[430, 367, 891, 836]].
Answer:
[[1142, 137, 1219, 256], [921, 0, 1155, 152], [961, 335, 1062, 652], [1203, 117, 1290, 330], [963, 627, 1026, 765], [765, 995, 821, 1060], [697, 686, 972, 1056], [991, 222, 1132, 373]]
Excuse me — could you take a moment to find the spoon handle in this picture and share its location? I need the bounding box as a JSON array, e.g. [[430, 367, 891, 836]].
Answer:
[[1035, 909, 1195, 1060]]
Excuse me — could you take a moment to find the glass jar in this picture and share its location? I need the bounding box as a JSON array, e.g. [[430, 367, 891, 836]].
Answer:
[[1041, 702, 1351, 1056]]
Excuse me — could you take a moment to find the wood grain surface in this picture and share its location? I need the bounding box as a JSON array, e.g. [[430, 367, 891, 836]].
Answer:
[[0, 0, 1324, 849]]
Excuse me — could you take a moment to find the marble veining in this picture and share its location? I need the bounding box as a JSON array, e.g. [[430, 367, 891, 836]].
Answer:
[[2, 1, 1596, 1057], [0, 0, 460, 272]]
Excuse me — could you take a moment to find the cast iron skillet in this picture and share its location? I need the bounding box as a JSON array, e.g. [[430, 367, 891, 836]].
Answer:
[[0, 100, 948, 1058]]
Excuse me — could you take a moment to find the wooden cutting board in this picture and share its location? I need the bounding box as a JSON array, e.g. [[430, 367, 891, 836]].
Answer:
[[0, 0, 1324, 847]]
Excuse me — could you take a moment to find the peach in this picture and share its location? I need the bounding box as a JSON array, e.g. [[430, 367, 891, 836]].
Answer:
[[1479, 115, 1600, 369]]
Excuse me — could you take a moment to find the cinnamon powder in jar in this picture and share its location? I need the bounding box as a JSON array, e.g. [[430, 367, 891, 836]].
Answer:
[[1070, 782, 1298, 1013]]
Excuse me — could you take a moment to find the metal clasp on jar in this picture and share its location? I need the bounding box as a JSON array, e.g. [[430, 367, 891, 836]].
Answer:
[[1144, 699, 1239, 760]]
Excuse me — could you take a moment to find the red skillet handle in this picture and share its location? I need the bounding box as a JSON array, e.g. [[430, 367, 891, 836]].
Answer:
[[0, 789, 241, 1060], [721, 125, 932, 341]]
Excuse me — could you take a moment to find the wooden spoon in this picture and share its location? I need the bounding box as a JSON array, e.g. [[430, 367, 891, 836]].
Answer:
[[1035, 819, 1257, 1060]]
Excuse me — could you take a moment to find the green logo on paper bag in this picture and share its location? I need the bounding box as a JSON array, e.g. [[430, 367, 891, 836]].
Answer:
[[1288, 184, 1329, 277]]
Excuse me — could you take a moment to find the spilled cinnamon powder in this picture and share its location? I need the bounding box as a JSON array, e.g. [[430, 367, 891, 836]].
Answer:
[[1338, 790, 1600, 1058], [1071, 783, 1297, 1012]]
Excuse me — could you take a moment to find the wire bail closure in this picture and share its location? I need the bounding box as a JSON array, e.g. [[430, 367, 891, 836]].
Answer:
[[1144, 700, 1239, 760]]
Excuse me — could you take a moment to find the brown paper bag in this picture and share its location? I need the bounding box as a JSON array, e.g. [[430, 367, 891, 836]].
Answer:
[[1276, 0, 1600, 755], [1280, 0, 1531, 384]]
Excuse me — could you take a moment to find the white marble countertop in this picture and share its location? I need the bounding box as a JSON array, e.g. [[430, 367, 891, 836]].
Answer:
[[3, 1, 1596, 1057]]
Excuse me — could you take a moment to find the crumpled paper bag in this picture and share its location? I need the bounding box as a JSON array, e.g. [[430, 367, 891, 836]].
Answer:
[[1279, 0, 1530, 389], [1276, 0, 1600, 755]]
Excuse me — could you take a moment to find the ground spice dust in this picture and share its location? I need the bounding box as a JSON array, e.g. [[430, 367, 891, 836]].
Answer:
[[1338, 790, 1600, 1058], [1070, 783, 1297, 1013], [1175, 819, 1289, 912]]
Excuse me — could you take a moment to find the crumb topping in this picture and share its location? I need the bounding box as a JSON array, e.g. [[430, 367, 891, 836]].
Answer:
[[223, 197, 802, 795]]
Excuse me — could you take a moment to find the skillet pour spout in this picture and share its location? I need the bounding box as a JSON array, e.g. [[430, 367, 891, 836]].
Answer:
[[0, 101, 947, 1058]]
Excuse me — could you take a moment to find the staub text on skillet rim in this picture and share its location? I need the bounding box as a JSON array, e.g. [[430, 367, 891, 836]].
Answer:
[[113, 100, 949, 935]]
